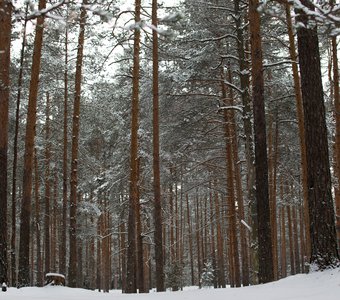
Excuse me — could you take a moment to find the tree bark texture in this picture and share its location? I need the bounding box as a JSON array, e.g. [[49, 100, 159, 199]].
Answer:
[[11, 4, 28, 286], [285, 2, 310, 263], [295, 0, 339, 269], [44, 93, 51, 274], [126, 0, 141, 293], [152, 0, 165, 292], [0, 0, 12, 285], [60, 12, 69, 275], [249, 0, 274, 283], [18, 0, 46, 286], [69, 0, 87, 287]]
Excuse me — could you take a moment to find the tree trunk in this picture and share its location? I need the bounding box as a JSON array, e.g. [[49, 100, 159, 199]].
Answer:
[[249, 0, 274, 283], [293, 206, 301, 273], [136, 160, 145, 293], [69, 0, 87, 287], [287, 204, 295, 275], [152, 0, 165, 292], [44, 93, 51, 274], [221, 71, 240, 287], [195, 195, 202, 289], [280, 202, 287, 278], [34, 149, 43, 286], [0, 0, 12, 285], [295, 0, 340, 269], [285, 2, 310, 263], [126, 0, 141, 293], [60, 7, 69, 276], [233, 1, 256, 282], [10, 4, 28, 286], [268, 112, 279, 280], [214, 186, 226, 288], [209, 187, 218, 288], [186, 194, 195, 286], [329, 1, 340, 253], [18, 0, 46, 286]]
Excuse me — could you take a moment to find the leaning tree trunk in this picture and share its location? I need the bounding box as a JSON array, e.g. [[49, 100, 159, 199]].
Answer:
[[18, 0, 46, 287], [0, 0, 12, 285], [295, 0, 339, 269], [249, 0, 274, 283], [69, 0, 87, 287]]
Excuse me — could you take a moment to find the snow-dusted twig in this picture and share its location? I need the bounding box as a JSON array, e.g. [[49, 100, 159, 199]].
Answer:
[[241, 219, 252, 232]]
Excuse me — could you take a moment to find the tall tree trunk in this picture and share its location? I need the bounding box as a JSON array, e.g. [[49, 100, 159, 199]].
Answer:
[[295, 0, 339, 269], [284, 2, 310, 263], [186, 194, 195, 286], [44, 93, 51, 274], [249, 0, 274, 283], [60, 7, 69, 276], [209, 187, 217, 288], [233, 0, 257, 281], [221, 71, 240, 287], [0, 0, 12, 285], [34, 148, 43, 286], [195, 195, 202, 289], [51, 171, 58, 272], [18, 0, 46, 286], [136, 160, 145, 293], [152, 0, 165, 292], [268, 112, 279, 280], [126, 0, 141, 293], [69, 0, 87, 287], [228, 85, 250, 286], [11, 4, 28, 286], [292, 206, 301, 273], [280, 202, 287, 278], [329, 1, 340, 253], [214, 186, 226, 288], [287, 204, 295, 275], [120, 219, 127, 292], [170, 184, 175, 263]]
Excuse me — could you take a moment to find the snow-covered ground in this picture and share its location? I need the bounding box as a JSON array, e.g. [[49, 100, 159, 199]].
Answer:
[[2, 268, 340, 300]]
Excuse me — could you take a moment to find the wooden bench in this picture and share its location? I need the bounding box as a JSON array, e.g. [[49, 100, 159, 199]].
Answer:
[[45, 273, 65, 286]]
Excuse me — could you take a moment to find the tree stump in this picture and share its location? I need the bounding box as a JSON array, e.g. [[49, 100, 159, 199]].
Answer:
[[45, 273, 65, 286]]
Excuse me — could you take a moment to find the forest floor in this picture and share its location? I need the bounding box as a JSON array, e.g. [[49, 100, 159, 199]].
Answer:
[[2, 268, 340, 300]]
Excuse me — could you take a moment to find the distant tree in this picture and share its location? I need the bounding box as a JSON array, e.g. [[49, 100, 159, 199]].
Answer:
[[18, 0, 46, 287], [0, 0, 12, 285], [295, 0, 340, 269]]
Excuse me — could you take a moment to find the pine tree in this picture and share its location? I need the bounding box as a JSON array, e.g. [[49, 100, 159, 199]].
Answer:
[[18, 0, 46, 286], [69, 0, 88, 287], [295, 0, 340, 269], [0, 0, 12, 285], [152, 0, 165, 292], [249, 0, 274, 283]]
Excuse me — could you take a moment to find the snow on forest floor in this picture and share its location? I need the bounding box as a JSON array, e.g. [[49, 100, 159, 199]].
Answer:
[[2, 268, 340, 300]]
